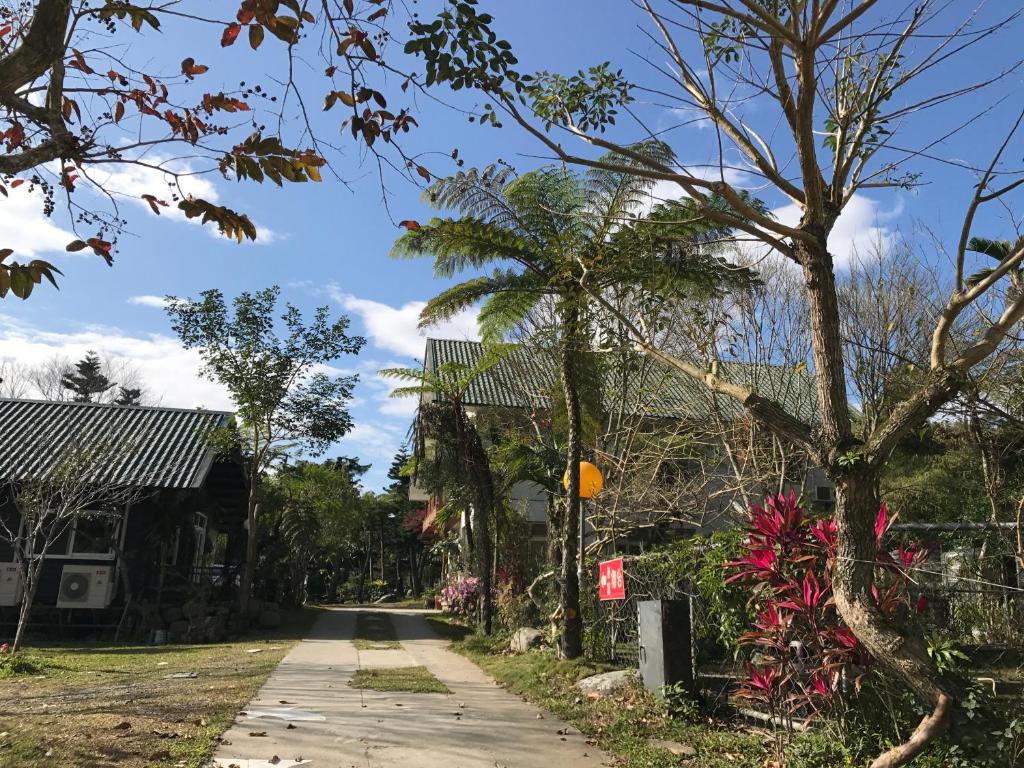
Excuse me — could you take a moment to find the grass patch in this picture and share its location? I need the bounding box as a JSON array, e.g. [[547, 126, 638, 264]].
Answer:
[[349, 666, 449, 694], [447, 637, 765, 768], [353, 611, 402, 650], [0, 605, 321, 768], [0, 652, 46, 679]]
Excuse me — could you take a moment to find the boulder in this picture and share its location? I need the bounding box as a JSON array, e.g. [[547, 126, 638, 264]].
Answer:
[[509, 627, 543, 654], [648, 739, 697, 758], [575, 670, 634, 695]]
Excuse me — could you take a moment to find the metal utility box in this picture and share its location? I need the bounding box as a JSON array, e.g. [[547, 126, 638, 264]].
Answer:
[[638, 599, 695, 698]]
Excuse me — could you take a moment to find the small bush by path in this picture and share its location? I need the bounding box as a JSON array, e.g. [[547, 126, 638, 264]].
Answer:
[[349, 666, 450, 694]]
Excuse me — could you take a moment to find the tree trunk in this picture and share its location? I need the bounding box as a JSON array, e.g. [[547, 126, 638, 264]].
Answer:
[[409, 542, 423, 595], [238, 486, 258, 615], [12, 563, 41, 653], [832, 469, 956, 768], [798, 237, 957, 767], [357, 532, 370, 603], [327, 549, 342, 603], [558, 301, 584, 660]]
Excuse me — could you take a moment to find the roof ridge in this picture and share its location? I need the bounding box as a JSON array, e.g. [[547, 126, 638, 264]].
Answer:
[[0, 396, 233, 417]]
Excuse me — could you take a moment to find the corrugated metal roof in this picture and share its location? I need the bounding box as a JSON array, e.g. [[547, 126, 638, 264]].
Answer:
[[0, 398, 232, 488], [424, 338, 819, 423]]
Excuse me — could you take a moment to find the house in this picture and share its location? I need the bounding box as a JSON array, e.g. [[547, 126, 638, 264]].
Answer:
[[0, 398, 248, 637], [413, 338, 832, 565]]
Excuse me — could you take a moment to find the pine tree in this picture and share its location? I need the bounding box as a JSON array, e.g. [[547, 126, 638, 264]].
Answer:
[[60, 352, 114, 402], [113, 386, 142, 406]]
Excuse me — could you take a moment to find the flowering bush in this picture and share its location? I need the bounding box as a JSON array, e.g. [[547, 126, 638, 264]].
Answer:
[[441, 574, 481, 617], [725, 491, 928, 723]]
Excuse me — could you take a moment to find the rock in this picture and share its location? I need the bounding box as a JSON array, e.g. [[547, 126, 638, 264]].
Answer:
[[259, 609, 281, 628], [509, 627, 543, 654], [575, 670, 634, 695], [648, 739, 697, 757]]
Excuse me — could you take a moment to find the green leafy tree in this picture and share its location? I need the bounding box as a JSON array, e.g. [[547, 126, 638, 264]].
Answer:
[[165, 286, 364, 613], [59, 351, 114, 402], [113, 386, 142, 406], [265, 459, 365, 605], [392, 153, 748, 657]]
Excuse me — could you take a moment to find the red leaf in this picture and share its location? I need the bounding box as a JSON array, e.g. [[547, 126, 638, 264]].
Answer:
[[10, 179, 23, 188], [915, 595, 928, 614], [181, 57, 210, 78], [221, 23, 242, 47]]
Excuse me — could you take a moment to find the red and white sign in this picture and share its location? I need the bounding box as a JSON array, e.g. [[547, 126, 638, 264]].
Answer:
[[598, 558, 625, 601]]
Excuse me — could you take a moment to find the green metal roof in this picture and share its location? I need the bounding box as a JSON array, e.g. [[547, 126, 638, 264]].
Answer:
[[0, 398, 232, 488], [423, 338, 819, 423]]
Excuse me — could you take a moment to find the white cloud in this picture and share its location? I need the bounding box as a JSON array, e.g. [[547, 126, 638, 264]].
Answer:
[[0, 185, 76, 256], [87, 157, 278, 243], [644, 164, 751, 212], [127, 295, 170, 308], [0, 314, 232, 410], [329, 287, 480, 359], [378, 396, 419, 418], [772, 194, 903, 267], [336, 422, 406, 455], [88, 160, 219, 222]]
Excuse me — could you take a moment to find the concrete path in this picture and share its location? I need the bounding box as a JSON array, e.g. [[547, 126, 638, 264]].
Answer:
[[213, 608, 611, 768]]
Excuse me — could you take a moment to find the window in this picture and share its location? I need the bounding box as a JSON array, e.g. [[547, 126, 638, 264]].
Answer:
[[815, 485, 834, 503], [529, 522, 547, 539], [70, 514, 120, 556], [162, 527, 181, 566]]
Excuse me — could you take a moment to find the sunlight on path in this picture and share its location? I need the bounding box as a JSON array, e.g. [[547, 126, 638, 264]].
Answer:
[[213, 607, 610, 768]]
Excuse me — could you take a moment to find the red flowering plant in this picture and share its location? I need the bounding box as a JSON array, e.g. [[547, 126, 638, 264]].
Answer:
[[725, 491, 929, 723]]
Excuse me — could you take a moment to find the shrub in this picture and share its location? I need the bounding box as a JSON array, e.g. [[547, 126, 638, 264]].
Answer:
[[0, 648, 45, 679], [785, 731, 853, 768], [496, 579, 535, 632], [441, 574, 481, 617]]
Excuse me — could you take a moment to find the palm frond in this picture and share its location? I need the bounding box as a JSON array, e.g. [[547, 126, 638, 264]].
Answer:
[[968, 237, 1014, 262], [379, 367, 435, 388], [387, 386, 429, 399], [477, 278, 545, 345], [504, 167, 587, 249], [586, 140, 677, 242], [392, 217, 540, 277], [424, 165, 521, 229]]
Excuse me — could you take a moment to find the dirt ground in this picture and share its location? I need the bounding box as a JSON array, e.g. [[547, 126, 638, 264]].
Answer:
[[0, 608, 318, 768]]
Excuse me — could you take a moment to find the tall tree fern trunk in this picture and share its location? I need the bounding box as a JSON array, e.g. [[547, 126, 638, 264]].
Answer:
[[559, 300, 584, 659]]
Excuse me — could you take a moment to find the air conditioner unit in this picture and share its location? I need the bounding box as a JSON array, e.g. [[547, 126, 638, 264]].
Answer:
[[56, 564, 113, 609], [0, 563, 22, 607]]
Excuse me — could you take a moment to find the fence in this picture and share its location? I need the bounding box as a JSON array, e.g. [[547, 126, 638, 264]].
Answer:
[[583, 534, 1024, 677]]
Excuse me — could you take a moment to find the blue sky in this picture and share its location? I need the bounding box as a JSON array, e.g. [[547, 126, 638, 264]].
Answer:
[[2, 2, 1022, 489]]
